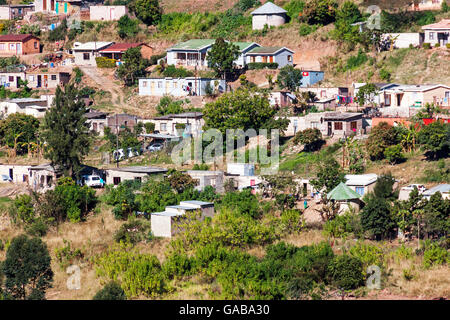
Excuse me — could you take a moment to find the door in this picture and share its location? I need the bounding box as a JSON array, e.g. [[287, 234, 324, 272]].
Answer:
[[51, 0, 55, 11], [37, 75, 41, 87], [43, 0, 47, 11], [327, 122, 332, 136], [269, 56, 273, 63], [9, 169, 13, 180], [110, 8, 115, 20], [16, 76, 21, 88], [43, 75, 48, 88]]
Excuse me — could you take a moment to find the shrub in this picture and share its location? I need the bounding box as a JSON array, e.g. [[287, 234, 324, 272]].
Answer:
[[95, 57, 116, 68], [379, 68, 391, 82], [54, 239, 84, 270], [9, 194, 34, 225], [298, 23, 318, 36], [434, 43, 440, 48], [384, 144, 405, 165], [219, 189, 261, 218], [93, 281, 127, 300], [162, 252, 196, 279], [347, 242, 386, 270], [95, 245, 166, 298], [327, 254, 365, 290], [446, 43, 450, 49], [162, 65, 194, 77], [402, 268, 414, 281], [346, 49, 368, 70], [279, 209, 304, 234], [323, 211, 362, 239], [423, 243, 449, 269], [149, 53, 166, 65], [247, 62, 278, 70], [25, 218, 49, 237], [113, 218, 153, 245], [423, 43, 431, 49]]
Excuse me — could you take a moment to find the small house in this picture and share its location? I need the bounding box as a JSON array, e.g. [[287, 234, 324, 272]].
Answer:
[[321, 112, 364, 137], [269, 91, 297, 107], [85, 110, 108, 136], [105, 166, 167, 185], [226, 163, 255, 176], [0, 97, 50, 118], [99, 43, 153, 61], [166, 39, 260, 69], [344, 174, 378, 196], [412, 0, 445, 11], [382, 33, 424, 49], [297, 87, 349, 100], [106, 113, 140, 134], [0, 164, 32, 184], [151, 200, 214, 238], [148, 112, 204, 137], [299, 71, 325, 88], [0, 34, 40, 56], [0, 4, 35, 20], [25, 69, 71, 89], [422, 184, 450, 200], [186, 170, 224, 193], [245, 46, 294, 68], [89, 5, 128, 21], [251, 2, 287, 30], [72, 42, 114, 66], [327, 182, 363, 214], [138, 77, 225, 97], [55, 0, 82, 15], [422, 19, 450, 47], [380, 84, 450, 108]]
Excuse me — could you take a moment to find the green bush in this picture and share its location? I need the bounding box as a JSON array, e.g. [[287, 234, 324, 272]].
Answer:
[[323, 211, 361, 238], [327, 254, 365, 290], [423, 43, 431, 49], [298, 23, 318, 36], [149, 53, 166, 65], [25, 218, 49, 237], [54, 239, 84, 270], [446, 43, 450, 49], [9, 194, 34, 225], [218, 189, 261, 218], [379, 68, 391, 81], [113, 218, 153, 245], [346, 49, 368, 70], [384, 144, 405, 165], [347, 242, 386, 270], [423, 243, 449, 269], [247, 62, 278, 70], [93, 281, 127, 300], [95, 57, 117, 68], [162, 252, 196, 279], [162, 65, 194, 77]]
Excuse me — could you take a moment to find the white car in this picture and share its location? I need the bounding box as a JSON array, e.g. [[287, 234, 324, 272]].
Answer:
[[81, 175, 104, 188], [402, 184, 426, 193], [147, 143, 164, 152], [113, 147, 140, 161]]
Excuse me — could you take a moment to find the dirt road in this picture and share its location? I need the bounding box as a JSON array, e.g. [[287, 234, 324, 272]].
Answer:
[[79, 66, 122, 104]]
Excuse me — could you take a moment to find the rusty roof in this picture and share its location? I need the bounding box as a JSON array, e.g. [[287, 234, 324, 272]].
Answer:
[[0, 34, 39, 42], [99, 43, 149, 53]]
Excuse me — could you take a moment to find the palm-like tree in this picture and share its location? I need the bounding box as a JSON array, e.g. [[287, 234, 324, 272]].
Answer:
[[400, 124, 418, 153]]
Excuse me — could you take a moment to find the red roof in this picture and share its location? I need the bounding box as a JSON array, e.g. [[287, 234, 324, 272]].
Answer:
[[99, 43, 147, 53], [0, 34, 39, 42]]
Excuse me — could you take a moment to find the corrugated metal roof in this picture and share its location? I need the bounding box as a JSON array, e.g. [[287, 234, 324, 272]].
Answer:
[[72, 42, 113, 51], [169, 39, 216, 50], [107, 166, 167, 174], [0, 34, 38, 42], [328, 182, 361, 201], [247, 46, 290, 54], [99, 43, 146, 53], [345, 174, 378, 186], [251, 2, 287, 15], [423, 184, 450, 196]]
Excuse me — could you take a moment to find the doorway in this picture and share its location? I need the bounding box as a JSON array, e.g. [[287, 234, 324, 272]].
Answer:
[[327, 122, 332, 136], [9, 168, 13, 180]]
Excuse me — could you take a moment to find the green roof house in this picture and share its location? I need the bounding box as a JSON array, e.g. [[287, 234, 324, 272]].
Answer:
[[327, 182, 363, 213], [246, 46, 294, 68], [166, 39, 260, 69]]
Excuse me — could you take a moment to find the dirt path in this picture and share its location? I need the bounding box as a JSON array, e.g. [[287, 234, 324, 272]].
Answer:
[[80, 66, 122, 105]]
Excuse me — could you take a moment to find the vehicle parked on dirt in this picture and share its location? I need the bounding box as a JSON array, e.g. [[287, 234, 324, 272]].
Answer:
[[79, 175, 105, 188]]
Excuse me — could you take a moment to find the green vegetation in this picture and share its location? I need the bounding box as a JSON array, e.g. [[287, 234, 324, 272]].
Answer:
[[95, 57, 117, 68], [206, 38, 240, 80], [247, 62, 279, 70], [117, 47, 150, 86], [0, 113, 40, 156], [93, 281, 127, 300], [277, 65, 303, 91]]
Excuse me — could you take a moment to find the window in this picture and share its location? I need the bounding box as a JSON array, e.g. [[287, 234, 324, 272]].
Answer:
[[355, 187, 364, 196], [160, 123, 167, 131], [158, 81, 162, 88], [142, 81, 147, 87], [334, 122, 343, 130], [113, 177, 121, 185], [51, 75, 57, 80], [34, 42, 38, 49], [287, 55, 292, 62], [83, 52, 90, 60], [311, 121, 319, 128], [429, 32, 434, 40], [8, 76, 13, 82], [28, 75, 34, 81], [134, 177, 142, 183], [0, 44, 5, 51], [351, 121, 357, 130], [9, 44, 15, 50]]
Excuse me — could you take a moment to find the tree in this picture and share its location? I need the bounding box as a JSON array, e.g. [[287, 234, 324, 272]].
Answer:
[[366, 122, 398, 160], [373, 173, 397, 200], [293, 128, 324, 152], [93, 281, 127, 300], [277, 65, 302, 92], [423, 192, 450, 239], [167, 170, 198, 194], [310, 158, 346, 194], [417, 121, 450, 160], [360, 194, 396, 240], [117, 47, 150, 86], [156, 96, 186, 115], [1, 235, 53, 300], [327, 254, 364, 291], [302, 0, 338, 25], [0, 113, 39, 156], [206, 38, 240, 81], [117, 15, 140, 39], [384, 144, 405, 165], [131, 0, 162, 26], [203, 87, 289, 134], [356, 83, 378, 107], [41, 84, 90, 178]]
